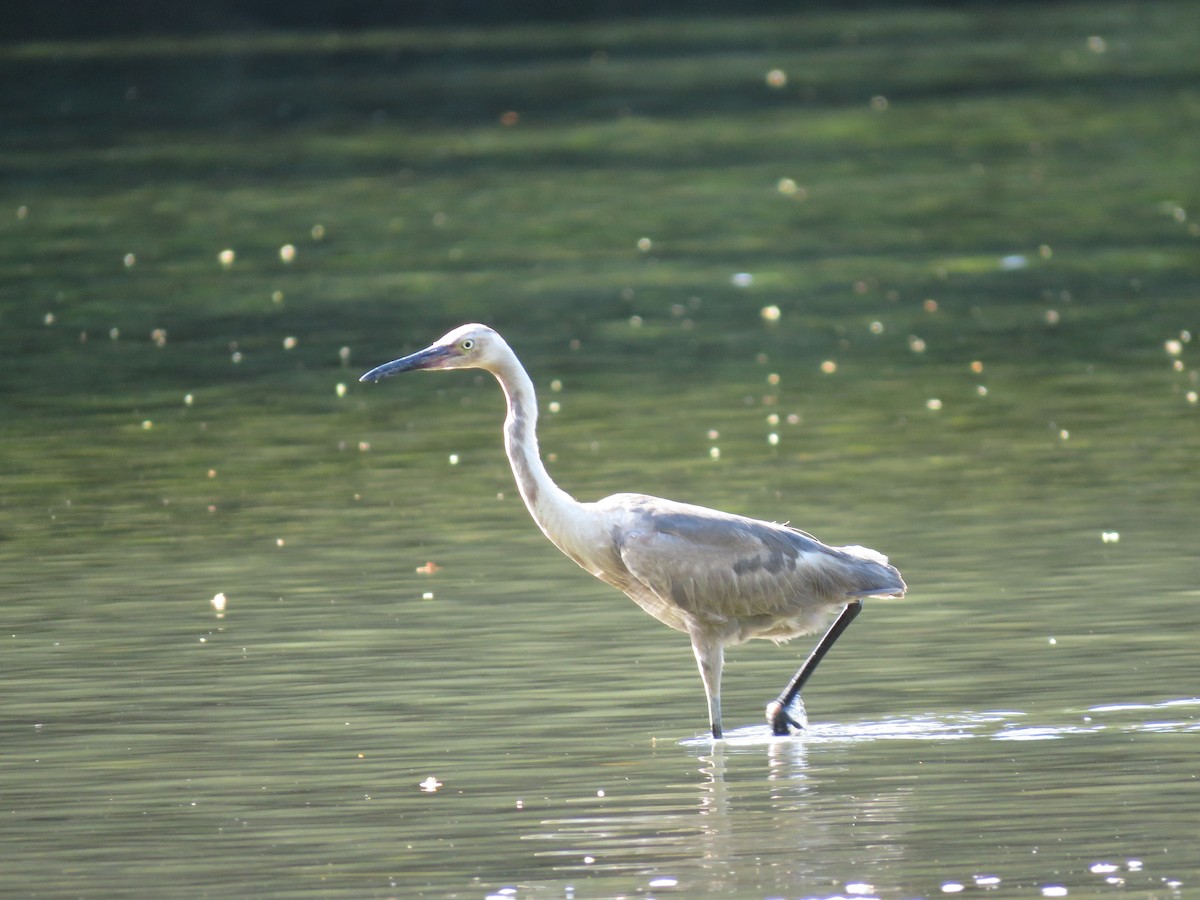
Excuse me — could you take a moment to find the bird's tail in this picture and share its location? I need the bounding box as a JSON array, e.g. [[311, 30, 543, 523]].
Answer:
[[840, 545, 907, 598]]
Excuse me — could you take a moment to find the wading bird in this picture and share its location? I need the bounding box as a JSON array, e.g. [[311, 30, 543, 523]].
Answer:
[[361, 324, 906, 739]]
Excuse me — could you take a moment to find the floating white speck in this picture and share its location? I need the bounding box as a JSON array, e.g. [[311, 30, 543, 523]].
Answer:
[[218, 248, 236, 269], [1101, 531, 1120, 543], [1127, 860, 1143, 871], [649, 877, 678, 888], [448, 454, 459, 465], [283, 336, 297, 350], [184, 393, 194, 406], [1049, 637, 1057, 645], [418, 776, 442, 792], [821, 360, 837, 374], [279, 243, 296, 263], [731, 272, 753, 287], [311, 223, 325, 240], [1000, 254, 1028, 270], [123, 253, 137, 268], [421, 592, 434, 600], [942, 882, 965, 893], [926, 398, 943, 411], [141, 420, 153, 430], [637, 237, 652, 252], [109, 327, 120, 340], [765, 68, 787, 88], [44, 312, 55, 325], [908, 335, 926, 353], [846, 882, 875, 895], [336, 383, 347, 398], [1045, 309, 1061, 325], [583, 856, 595, 865], [767, 433, 779, 446], [1040, 886, 1068, 897], [1089, 863, 1119, 874], [974, 874, 1001, 887], [1165, 339, 1183, 357], [550, 379, 563, 392], [548, 401, 561, 413], [275, 538, 285, 547], [709, 447, 720, 460], [776, 178, 804, 198], [761, 304, 781, 322], [211, 592, 227, 613], [869, 320, 884, 334]]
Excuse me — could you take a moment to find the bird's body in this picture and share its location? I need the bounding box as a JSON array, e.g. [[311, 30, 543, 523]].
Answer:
[[361, 324, 906, 738]]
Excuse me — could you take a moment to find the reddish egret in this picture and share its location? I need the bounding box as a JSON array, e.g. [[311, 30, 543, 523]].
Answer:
[[361, 324, 906, 738]]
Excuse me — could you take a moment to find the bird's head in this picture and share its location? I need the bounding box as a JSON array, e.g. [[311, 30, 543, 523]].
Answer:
[[359, 323, 507, 383]]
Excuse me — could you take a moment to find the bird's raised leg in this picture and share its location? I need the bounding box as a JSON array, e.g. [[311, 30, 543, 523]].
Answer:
[[766, 599, 863, 735], [690, 636, 725, 739]]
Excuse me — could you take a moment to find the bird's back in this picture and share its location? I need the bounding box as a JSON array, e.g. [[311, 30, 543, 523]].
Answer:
[[585, 493, 905, 644]]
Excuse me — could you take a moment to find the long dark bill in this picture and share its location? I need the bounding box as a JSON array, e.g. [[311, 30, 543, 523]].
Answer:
[[359, 345, 453, 383]]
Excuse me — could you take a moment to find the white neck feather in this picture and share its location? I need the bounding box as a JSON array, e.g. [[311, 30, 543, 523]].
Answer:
[[489, 350, 585, 551]]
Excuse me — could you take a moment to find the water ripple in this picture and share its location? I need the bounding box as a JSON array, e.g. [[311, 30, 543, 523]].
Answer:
[[681, 697, 1200, 747]]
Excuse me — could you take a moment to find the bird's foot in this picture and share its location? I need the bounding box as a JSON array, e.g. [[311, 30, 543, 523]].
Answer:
[[765, 696, 807, 735]]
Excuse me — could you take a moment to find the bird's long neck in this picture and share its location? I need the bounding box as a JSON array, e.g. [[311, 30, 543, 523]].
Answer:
[[491, 353, 586, 554]]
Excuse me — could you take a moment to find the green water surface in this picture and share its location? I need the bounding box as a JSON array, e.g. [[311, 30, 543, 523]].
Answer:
[[2, 3, 1199, 897]]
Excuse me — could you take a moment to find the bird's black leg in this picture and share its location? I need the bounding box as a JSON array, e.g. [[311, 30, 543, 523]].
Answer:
[[766, 599, 863, 735]]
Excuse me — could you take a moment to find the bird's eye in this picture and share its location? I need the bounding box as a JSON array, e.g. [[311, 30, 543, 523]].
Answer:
[[461, 339, 474, 350]]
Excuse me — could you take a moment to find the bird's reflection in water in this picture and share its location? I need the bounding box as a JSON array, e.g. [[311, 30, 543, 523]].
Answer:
[[520, 724, 929, 895], [688, 733, 912, 893]]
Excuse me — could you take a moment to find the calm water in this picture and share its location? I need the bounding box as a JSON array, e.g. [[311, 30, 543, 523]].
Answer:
[[3, 4, 1199, 897]]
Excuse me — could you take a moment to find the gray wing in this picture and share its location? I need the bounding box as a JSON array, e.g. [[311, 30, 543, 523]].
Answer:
[[606, 495, 904, 632]]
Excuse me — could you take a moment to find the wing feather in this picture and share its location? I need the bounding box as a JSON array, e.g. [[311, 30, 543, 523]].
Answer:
[[602, 494, 904, 639]]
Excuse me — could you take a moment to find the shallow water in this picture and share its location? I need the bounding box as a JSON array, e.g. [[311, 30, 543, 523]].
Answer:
[[3, 3, 1200, 897]]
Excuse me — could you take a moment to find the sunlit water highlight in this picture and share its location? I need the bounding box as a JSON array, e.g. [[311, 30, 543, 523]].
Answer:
[[685, 696, 1200, 749]]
